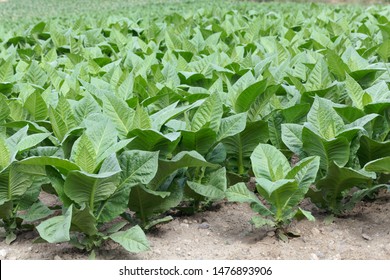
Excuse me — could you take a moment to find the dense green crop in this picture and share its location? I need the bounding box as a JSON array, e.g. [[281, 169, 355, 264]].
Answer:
[[0, 0, 389, 254]]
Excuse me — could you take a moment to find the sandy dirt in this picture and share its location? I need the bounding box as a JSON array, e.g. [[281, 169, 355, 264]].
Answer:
[[0, 190, 389, 260]]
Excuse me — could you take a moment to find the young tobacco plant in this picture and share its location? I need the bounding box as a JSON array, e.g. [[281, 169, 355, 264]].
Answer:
[[21, 116, 151, 254], [0, 126, 51, 243], [226, 144, 320, 235]]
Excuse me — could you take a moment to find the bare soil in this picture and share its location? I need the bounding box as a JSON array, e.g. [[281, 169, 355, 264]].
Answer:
[[0, 190, 389, 260]]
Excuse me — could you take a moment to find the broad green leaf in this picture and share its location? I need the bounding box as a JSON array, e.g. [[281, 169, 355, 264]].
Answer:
[[223, 120, 269, 174], [0, 164, 44, 205], [305, 58, 332, 92], [64, 170, 119, 211], [180, 128, 216, 155], [225, 182, 272, 216], [130, 105, 152, 131], [345, 74, 371, 110], [151, 101, 195, 131], [296, 207, 315, 222], [109, 225, 149, 253], [71, 134, 97, 173], [37, 206, 72, 243], [48, 97, 76, 142], [281, 123, 303, 156], [216, 112, 247, 141], [102, 93, 134, 139], [129, 182, 183, 222], [250, 144, 290, 181], [187, 167, 227, 199], [191, 92, 223, 132], [286, 156, 320, 190], [378, 39, 390, 60], [149, 151, 218, 190], [307, 97, 344, 140], [20, 156, 80, 174], [302, 127, 350, 170], [17, 201, 54, 222], [118, 150, 159, 188], [315, 162, 374, 213], [24, 91, 48, 121], [364, 157, 390, 173], [71, 93, 101, 124], [71, 206, 98, 236], [235, 79, 268, 113], [358, 136, 390, 166], [127, 129, 180, 155], [0, 137, 11, 171], [326, 49, 349, 80], [0, 94, 10, 122], [17, 133, 51, 152]]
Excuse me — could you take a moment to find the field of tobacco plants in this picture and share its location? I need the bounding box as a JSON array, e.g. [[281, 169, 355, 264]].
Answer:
[[0, 0, 389, 259]]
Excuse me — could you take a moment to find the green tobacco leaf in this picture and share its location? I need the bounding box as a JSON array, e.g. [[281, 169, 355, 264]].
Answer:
[[149, 151, 218, 190], [71, 117, 129, 173], [295, 207, 315, 222], [305, 58, 332, 91], [216, 112, 247, 141], [64, 170, 119, 211], [118, 150, 159, 188], [180, 128, 216, 155], [223, 120, 269, 174], [187, 167, 227, 199], [358, 136, 390, 166], [225, 182, 272, 216], [129, 182, 183, 223], [102, 93, 134, 139], [20, 156, 80, 175], [37, 206, 72, 243], [127, 129, 180, 155], [150, 101, 195, 131], [326, 49, 349, 80], [191, 92, 223, 132], [71, 206, 98, 236], [315, 162, 374, 213], [17, 133, 51, 152], [250, 144, 290, 181], [235, 79, 268, 113], [302, 127, 350, 170], [45, 166, 73, 207], [0, 94, 10, 122], [345, 74, 371, 110], [0, 137, 11, 171], [17, 201, 54, 222], [94, 151, 153, 221], [24, 90, 48, 121], [364, 157, 390, 173], [287, 156, 320, 190], [131, 105, 152, 131], [281, 123, 303, 156], [0, 164, 44, 205], [109, 225, 149, 253], [48, 97, 77, 142], [71, 93, 101, 125], [306, 97, 344, 140]]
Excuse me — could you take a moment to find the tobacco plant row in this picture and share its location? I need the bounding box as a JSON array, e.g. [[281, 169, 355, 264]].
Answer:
[[0, 2, 389, 254]]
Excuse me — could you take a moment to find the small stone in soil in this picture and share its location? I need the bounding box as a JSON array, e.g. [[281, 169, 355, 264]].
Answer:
[[310, 253, 319, 260], [0, 249, 8, 258], [198, 222, 210, 229], [362, 233, 372, 241], [54, 255, 62, 260], [311, 228, 320, 235]]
